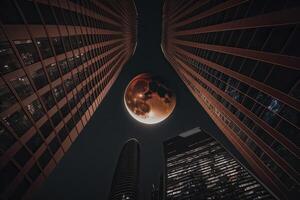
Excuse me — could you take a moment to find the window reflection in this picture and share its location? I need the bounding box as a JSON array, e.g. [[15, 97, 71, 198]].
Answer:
[[64, 78, 74, 92], [3, 110, 32, 136], [53, 85, 65, 102], [0, 41, 21, 74], [10, 76, 34, 99], [46, 63, 60, 81], [30, 67, 48, 89], [14, 40, 39, 65], [26, 99, 45, 121], [41, 91, 55, 110], [51, 37, 64, 55], [36, 38, 53, 59], [59, 59, 69, 74]]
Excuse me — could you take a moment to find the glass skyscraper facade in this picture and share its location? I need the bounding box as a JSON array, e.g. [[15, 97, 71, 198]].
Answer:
[[163, 127, 276, 200], [162, 1, 300, 199], [109, 139, 140, 200], [0, 0, 137, 199]]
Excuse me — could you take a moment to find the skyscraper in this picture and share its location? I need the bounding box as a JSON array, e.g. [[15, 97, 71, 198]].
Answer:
[[109, 138, 140, 200], [162, 1, 300, 199], [163, 127, 277, 200], [0, 0, 137, 199]]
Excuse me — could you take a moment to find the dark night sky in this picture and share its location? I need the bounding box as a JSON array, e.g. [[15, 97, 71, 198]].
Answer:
[[32, 1, 245, 199]]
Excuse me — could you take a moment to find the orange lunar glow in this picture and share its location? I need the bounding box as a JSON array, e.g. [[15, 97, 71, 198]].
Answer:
[[124, 73, 176, 124]]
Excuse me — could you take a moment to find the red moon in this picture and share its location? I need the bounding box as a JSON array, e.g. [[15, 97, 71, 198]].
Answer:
[[124, 73, 176, 124]]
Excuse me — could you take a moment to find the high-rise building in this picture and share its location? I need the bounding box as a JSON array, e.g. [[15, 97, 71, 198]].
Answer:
[[0, 0, 137, 199], [163, 127, 277, 200], [109, 138, 140, 200], [162, 1, 300, 199]]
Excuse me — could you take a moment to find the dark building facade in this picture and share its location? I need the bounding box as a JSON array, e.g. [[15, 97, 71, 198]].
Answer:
[[109, 138, 140, 200], [151, 174, 164, 200], [163, 127, 276, 200], [162, 1, 300, 199], [0, 0, 137, 199]]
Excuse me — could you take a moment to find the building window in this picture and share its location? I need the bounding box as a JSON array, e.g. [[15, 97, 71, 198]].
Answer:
[[0, 0, 23, 24], [15, 0, 41, 24], [37, 3, 56, 25], [14, 147, 31, 166], [51, 111, 62, 127], [3, 110, 32, 136], [30, 67, 48, 90], [59, 59, 70, 74], [41, 91, 55, 110], [38, 149, 52, 168], [61, 103, 70, 117], [64, 78, 74, 92], [0, 123, 16, 154], [0, 41, 21, 75], [49, 136, 60, 154], [277, 120, 299, 146], [10, 75, 34, 100], [58, 126, 69, 141], [51, 37, 64, 55], [26, 132, 43, 153], [52, 7, 65, 25], [25, 99, 45, 121], [46, 63, 60, 81], [0, 84, 17, 112], [14, 40, 39, 65], [39, 120, 53, 138], [52, 85, 65, 102], [62, 36, 72, 52], [36, 38, 53, 59], [67, 57, 75, 70]]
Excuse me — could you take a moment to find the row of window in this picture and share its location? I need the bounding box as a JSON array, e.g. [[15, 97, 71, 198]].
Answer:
[[70, 0, 121, 23], [0, 32, 123, 76], [174, 0, 225, 24], [0, 0, 120, 31], [1, 46, 124, 163], [0, 54, 124, 198], [176, 48, 299, 141], [0, 38, 123, 114], [1, 46, 123, 143], [179, 63, 298, 191], [177, 53, 299, 169], [176, 0, 300, 31], [177, 43, 300, 99], [176, 24, 300, 57]]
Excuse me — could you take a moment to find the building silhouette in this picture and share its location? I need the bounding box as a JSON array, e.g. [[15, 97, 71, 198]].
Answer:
[[0, 0, 137, 199], [163, 127, 276, 200], [151, 174, 163, 200], [109, 138, 140, 200], [162, 1, 300, 199]]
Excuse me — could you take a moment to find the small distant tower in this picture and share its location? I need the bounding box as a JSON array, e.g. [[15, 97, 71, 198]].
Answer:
[[109, 139, 140, 200]]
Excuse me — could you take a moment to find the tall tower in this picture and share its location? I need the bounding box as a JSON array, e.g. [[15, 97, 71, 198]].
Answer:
[[109, 139, 140, 200], [0, 0, 137, 199], [163, 127, 277, 200], [162, 1, 300, 199]]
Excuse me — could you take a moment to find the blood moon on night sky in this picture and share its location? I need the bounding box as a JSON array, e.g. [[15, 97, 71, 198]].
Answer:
[[124, 73, 176, 124]]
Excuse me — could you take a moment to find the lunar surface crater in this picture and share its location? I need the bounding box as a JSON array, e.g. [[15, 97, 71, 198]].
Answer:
[[124, 73, 176, 124]]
